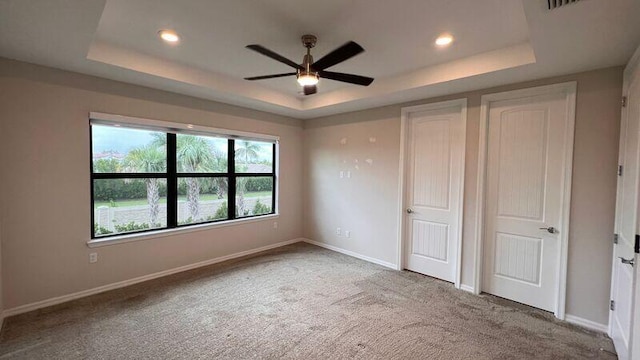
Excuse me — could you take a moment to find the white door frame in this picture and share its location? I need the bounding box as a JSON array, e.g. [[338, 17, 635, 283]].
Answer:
[[473, 82, 577, 319], [396, 98, 467, 289], [611, 44, 640, 359], [630, 44, 640, 360]]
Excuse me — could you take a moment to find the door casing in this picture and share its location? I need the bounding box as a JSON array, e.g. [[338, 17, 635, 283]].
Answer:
[[473, 82, 577, 319], [610, 45, 640, 360], [397, 98, 467, 289]]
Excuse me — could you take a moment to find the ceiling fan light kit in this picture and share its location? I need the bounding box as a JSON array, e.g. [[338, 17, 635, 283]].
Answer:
[[244, 34, 374, 95], [297, 72, 319, 86]]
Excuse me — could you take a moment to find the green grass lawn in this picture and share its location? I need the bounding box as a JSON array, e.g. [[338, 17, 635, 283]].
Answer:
[[94, 191, 271, 208]]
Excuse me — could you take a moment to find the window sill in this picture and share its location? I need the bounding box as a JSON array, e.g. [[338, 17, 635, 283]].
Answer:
[[87, 214, 279, 248]]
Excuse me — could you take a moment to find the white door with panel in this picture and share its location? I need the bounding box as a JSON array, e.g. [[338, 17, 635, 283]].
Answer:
[[610, 56, 640, 360], [403, 100, 466, 285], [482, 87, 575, 313]]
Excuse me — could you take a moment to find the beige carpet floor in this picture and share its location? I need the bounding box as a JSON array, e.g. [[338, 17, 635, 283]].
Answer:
[[0, 242, 615, 359]]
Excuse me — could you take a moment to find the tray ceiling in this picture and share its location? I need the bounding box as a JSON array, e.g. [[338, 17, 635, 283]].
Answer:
[[1, 0, 639, 118]]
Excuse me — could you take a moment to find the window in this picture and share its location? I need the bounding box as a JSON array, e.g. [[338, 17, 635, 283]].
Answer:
[[90, 116, 277, 238]]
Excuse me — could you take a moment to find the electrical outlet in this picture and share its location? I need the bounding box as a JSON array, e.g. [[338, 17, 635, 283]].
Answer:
[[340, 171, 344, 178], [336, 227, 342, 236], [273, 221, 278, 229], [89, 252, 98, 263], [345, 230, 351, 238]]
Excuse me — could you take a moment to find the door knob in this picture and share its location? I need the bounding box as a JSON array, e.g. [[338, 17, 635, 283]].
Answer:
[[406, 208, 414, 214], [539, 226, 556, 234], [620, 257, 635, 267]]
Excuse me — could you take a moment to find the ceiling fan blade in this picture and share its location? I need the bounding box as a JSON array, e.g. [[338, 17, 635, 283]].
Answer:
[[319, 71, 374, 86], [244, 72, 297, 81], [246, 45, 303, 70], [303, 85, 317, 95], [311, 41, 364, 71]]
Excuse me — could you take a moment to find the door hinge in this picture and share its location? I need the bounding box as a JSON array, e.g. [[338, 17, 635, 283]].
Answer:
[[618, 165, 623, 176], [635, 234, 640, 254], [611, 300, 615, 311], [614, 233, 619, 244], [622, 96, 627, 108]]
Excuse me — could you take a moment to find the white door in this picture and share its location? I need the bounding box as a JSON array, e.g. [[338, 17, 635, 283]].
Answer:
[[483, 88, 575, 313], [403, 100, 466, 285], [610, 59, 640, 360]]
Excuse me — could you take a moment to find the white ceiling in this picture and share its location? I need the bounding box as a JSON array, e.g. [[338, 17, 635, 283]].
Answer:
[[1, 0, 639, 119]]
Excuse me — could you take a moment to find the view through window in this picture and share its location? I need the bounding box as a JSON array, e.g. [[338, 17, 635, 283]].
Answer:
[[91, 123, 276, 238]]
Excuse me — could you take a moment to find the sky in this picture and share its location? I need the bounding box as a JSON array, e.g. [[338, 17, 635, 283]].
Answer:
[[92, 125, 272, 161], [92, 126, 157, 154]]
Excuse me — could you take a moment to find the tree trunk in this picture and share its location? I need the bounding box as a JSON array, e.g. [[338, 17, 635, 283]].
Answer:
[[216, 178, 228, 199], [187, 178, 200, 220], [146, 178, 160, 226], [236, 178, 246, 216]]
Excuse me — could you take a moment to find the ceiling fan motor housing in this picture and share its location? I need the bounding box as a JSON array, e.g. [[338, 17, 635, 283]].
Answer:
[[301, 34, 317, 48]]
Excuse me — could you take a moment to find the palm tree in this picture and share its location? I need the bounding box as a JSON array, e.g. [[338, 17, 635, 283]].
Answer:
[[236, 177, 248, 216], [210, 147, 229, 199], [153, 134, 220, 220], [235, 140, 261, 167], [235, 141, 262, 215], [176, 135, 216, 220], [123, 145, 166, 226]]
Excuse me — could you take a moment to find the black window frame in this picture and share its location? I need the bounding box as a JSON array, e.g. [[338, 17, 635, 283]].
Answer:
[[90, 126, 277, 239]]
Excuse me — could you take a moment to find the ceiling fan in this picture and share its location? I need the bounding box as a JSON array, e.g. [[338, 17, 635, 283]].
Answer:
[[244, 34, 374, 95]]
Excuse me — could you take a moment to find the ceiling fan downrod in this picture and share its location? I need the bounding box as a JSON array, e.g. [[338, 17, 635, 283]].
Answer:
[[298, 35, 318, 85]]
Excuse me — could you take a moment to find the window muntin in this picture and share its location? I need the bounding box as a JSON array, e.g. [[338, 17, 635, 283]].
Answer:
[[90, 122, 276, 239]]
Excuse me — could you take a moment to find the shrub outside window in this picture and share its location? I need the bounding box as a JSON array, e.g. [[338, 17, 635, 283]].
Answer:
[[91, 121, 277, 238]]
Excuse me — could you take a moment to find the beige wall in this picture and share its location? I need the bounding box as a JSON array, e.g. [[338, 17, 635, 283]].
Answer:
[[0, 57, 623, 327], [0, 59, 304, 309], [303, 66, 623, 325]]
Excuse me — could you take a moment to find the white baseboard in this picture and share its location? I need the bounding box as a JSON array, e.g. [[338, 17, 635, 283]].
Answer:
[[2, 238, 304, 318], [460, 284, 475, 293], [302, 238, 397, 270], [565, 314, 608, 333]]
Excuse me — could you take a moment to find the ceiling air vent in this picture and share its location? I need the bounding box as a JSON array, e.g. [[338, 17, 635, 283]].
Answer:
[[548, 0, 582, 10]]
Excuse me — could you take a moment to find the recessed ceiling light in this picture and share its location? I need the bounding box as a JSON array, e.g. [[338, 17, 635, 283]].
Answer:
[[435, 34, 454, 47], [158, 30, 180, 43]]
